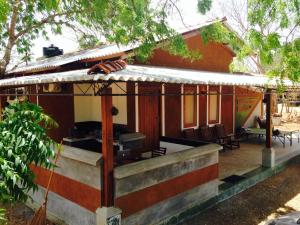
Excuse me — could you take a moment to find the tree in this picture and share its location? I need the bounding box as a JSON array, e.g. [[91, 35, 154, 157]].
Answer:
[[205, 0, 263, 73], [199, 0, 300, 84], [0, 0, 213, 78], [0, 100, 58, 203]]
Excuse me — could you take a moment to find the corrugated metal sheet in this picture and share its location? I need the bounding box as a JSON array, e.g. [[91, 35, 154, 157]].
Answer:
[[0, 65, 297, 88], [8, 19, 223, 74], [9, 44, 138, 74]]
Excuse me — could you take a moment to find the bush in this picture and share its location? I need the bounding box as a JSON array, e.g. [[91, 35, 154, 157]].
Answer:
[[0, 100, 58, 203]]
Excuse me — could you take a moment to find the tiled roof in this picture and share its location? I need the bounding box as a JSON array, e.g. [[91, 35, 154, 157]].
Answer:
[[87, 59, 127, 75]]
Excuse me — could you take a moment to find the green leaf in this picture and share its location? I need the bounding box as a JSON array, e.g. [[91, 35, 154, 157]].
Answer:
[[0, 0, 9, 23], [197, 0, 212, 14], [266, 33, 281, 49], [0, 100, 57, 203]]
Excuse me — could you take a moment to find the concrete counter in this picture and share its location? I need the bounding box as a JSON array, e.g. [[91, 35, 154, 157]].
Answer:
[[60, 145, 102, 167]]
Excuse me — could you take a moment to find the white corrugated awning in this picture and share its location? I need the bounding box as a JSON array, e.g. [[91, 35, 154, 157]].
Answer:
[[0, 65, 297, 89]]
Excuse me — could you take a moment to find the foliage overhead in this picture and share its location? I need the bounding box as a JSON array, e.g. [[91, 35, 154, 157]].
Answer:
[[0, 100, 57, 203], [199, 0, 300, 83], [0, 0, 212, 77], [197, 0, 212, 14], [78, 34, 105, 50]]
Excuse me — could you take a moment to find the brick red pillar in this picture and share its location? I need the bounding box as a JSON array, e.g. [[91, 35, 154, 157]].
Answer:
[[101, 88, 114, 206], [266, 89, 272, 148]]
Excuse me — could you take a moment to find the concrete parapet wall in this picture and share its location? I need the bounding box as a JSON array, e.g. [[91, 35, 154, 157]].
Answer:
[[30, 145, 103, 224], [55, 148, 102, 190], [123, 180, 218, 225], [29, 187, 96, 225], [114, 144, 220, 225]]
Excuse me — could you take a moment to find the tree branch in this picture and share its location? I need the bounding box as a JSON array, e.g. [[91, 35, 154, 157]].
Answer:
[[9, 0, 19, 41], [15, 10, 83, 39], [285, 21, 300, 43], [168, 0, 188, 28], [250, 55, 264, 73]]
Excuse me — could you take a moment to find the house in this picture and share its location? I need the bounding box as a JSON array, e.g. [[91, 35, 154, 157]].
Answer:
[[0, 19, 294, 225], [7, 19, 263, 146]]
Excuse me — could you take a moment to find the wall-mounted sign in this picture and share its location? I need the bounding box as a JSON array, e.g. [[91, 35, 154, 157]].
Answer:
[[107, 214, 121, 225]]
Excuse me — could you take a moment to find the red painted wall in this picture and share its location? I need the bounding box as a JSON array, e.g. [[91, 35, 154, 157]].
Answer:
[[38, 84, 74, 142], [28, 85, 38, 104], [199, 85, 207, 126], [126, 82, 136, 132], [138, 83, 161, 150], [143, 33, 234, 72], [164, 84, 182, 137], [133, 33, 235, 140], [0, 94, 6, 115], [221, 86, 234, 134]]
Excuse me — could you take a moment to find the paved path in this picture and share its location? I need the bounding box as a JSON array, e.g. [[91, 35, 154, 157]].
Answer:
[[179, 157, 300, 225]]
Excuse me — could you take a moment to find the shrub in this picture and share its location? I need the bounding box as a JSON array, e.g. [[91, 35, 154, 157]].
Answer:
[[0, 100, 58, 203]]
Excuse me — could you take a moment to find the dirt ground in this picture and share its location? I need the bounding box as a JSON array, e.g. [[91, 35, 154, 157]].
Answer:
[[179, 156, 300, 225], [0, 203, 55, 225]]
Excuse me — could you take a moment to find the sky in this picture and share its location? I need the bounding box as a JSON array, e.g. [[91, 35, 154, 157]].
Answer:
[[30, 0, 246, 59]]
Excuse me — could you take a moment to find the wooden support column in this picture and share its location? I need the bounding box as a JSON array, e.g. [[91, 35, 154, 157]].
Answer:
[[262, 88, 275, 167], [101, 88, 114, 207], [266, 89, 272, 148]]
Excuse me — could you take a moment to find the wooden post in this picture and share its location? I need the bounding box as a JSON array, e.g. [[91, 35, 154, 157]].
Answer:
[[101, 88, 114, 207], [266, 89, 272, 148]]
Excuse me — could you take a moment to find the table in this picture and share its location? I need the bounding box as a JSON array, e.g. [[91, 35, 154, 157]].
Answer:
[[244, 128, 300, 147], [275, 130, 300, 147]]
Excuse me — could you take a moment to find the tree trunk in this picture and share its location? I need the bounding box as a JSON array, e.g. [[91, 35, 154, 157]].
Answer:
[[0, 66, 6, 78], [0, 0, 20, 79], [0, 42, 13, 79]]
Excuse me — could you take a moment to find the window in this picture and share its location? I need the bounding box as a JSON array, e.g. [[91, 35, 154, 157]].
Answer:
[[6, 87, 26, 102], [184, 86, 197, 127], [208, 87, 219, 124], [43, 83, 62, 93]]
